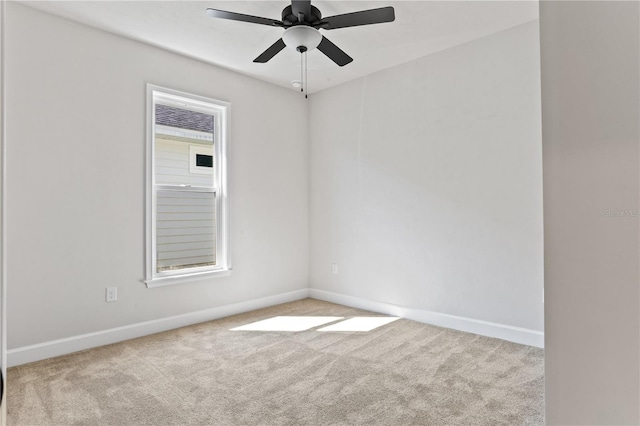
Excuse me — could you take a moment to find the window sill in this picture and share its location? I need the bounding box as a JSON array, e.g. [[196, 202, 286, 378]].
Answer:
[[144, 268, 232, 288]]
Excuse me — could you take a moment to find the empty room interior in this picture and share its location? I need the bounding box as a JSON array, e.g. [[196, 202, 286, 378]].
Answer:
[[0, 1, 639, 425]]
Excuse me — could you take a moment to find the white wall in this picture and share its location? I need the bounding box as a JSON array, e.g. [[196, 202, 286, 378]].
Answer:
[[0, 0, 7, 421], [540, 2, 640, 424], [309, 21, 543, 333], [5, 3, 308, 349]]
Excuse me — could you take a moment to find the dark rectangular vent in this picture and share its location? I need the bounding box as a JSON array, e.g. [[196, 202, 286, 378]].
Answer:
[[196, 154, 213, 168]]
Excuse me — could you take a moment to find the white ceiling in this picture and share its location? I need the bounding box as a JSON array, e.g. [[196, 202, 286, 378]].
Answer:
[[23, 1, 539, 93]]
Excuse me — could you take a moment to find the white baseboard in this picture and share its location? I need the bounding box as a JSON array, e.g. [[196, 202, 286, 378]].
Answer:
[[8, 288, 310, 367], [308, 289, 544, 348], [8, 287, 543, 367]]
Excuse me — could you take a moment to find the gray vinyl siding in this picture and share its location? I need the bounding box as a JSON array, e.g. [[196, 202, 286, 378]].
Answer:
[[156, 190, 216, 271], [155, 137, 212, 187]]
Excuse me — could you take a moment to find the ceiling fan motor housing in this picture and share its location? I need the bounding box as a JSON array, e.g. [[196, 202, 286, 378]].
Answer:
[[281, 5, 322, 26]]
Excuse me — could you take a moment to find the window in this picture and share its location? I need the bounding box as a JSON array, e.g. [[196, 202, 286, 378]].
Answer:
[[145, 85, 230, 287]]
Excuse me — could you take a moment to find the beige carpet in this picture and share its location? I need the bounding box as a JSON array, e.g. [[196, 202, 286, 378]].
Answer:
[[8, 299, 544, 425]]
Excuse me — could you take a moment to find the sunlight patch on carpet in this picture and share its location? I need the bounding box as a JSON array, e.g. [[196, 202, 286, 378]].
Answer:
[[230, 316, 343, 331], [318, 317, 399, 332]]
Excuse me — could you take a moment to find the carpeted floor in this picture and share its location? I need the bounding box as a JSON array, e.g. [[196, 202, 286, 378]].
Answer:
[[7, 299, 544, 425]]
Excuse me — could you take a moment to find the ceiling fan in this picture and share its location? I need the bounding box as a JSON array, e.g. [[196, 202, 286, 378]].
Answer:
[[205, 1, 395, 67]]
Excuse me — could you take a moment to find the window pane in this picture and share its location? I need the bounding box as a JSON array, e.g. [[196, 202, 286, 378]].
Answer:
[[155, 103, 214, 186], [156, 190, 216, 272]]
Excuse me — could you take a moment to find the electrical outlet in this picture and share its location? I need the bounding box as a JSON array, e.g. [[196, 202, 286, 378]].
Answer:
[[106, 287, 118, 302], [332, 263, 339, 275]]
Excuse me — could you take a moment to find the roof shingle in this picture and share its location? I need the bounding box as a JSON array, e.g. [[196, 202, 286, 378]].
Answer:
[[155, 104, 214, 134]]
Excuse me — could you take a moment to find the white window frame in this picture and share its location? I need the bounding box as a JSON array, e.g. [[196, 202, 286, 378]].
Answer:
[[145, 84, 231, 288]]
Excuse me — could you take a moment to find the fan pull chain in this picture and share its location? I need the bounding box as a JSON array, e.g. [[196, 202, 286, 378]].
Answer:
[[304, 50, 308, 99], [296, 46, 309, 99], [300, 51, 304, 94]]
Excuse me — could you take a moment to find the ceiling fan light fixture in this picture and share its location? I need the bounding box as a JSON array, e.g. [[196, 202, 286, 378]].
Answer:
[[282, 26, 322, 51]]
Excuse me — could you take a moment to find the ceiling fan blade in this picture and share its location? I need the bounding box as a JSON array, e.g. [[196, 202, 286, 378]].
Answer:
[[253, 38, 287, 63], [320, 7, 395, 30], [206, 8, 284, 27], [291, 1, 311, 22], [317, 36, 353, 67]]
